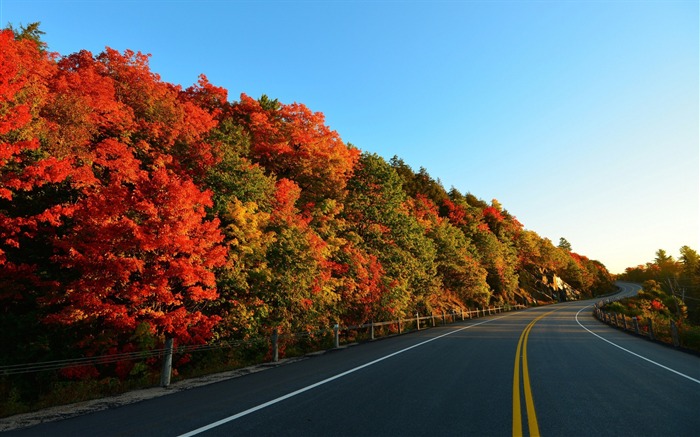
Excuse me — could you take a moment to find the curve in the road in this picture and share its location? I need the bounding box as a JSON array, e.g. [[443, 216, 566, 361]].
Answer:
[[512, 309, 557, 437]]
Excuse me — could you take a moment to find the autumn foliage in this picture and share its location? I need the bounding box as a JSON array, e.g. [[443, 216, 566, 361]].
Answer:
[[0, 26, 614, 398]]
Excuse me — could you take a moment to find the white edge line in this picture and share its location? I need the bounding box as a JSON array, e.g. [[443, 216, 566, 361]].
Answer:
[[575, 305, 700, 385], [178, 315, 508, 437]]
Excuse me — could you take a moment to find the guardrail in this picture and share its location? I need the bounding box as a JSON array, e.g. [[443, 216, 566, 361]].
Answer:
[[593, 301, 681, 348], [236, 305, 526, 373], [1, 304, 527, 388], [339, 304, 524, 346]]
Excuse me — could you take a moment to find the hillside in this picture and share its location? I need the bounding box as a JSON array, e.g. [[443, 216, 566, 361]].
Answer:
[[0, 25, 614, 412]]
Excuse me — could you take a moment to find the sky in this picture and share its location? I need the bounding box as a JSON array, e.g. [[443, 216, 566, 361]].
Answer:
[[2, 0, 698, 274]]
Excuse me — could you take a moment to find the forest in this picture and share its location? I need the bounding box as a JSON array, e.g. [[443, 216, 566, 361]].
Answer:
[[0, 25, 615, 411], [617, 246, 700, 325], [596, 246, 700, 353]]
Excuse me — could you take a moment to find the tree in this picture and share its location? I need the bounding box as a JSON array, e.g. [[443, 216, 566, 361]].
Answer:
[[0, 35, 237, 378], [343, 153, 439, 317], [390, 157, 448, 207], [558, 237, 572, 252], [248, 178, 335, 335], [679, 246, 699, 285], [43, 49, 133, 157], [678, 246, 700, 323], [8, 22, 46, 49], [330, 241, 386, 326], [45, 140, 227, 351], [472, 224, 518, 300], [428, 220, 490, 306], [618, 246, 700, 324], [232, 94, 359, 205], [654, 249, 680, 281], [0, 27, 74, 369]]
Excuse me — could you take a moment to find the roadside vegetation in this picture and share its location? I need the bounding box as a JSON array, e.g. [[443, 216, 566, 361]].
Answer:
[[605, 247, 700, 352]]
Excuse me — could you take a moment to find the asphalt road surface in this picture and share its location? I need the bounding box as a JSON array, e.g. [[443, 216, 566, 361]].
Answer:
[[4, 282, 700, 436]]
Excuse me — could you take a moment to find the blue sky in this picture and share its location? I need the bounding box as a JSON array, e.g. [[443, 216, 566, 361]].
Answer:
[[2, 0, 698, 273]]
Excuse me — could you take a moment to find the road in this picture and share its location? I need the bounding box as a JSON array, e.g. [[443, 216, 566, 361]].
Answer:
[[4, 282, 700, 436]]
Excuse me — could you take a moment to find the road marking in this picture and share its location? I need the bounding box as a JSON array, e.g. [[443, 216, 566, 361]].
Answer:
[[575, 306, 700, 385], [178, 315, 512, 437], [513, 310, 556, 437]]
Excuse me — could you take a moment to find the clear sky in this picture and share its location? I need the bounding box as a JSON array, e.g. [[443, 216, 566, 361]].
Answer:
[[2, 0, 698, 273]]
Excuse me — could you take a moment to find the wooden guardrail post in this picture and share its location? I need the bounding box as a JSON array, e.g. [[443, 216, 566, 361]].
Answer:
[[633, 317, 640, 335], [333, 324, 340, 348], [160, 337, 174, 387], [648, 318, 654, 341], [271, 329, 279, 362], [670, 320, 680, 347], [370, 321, 375, 340], [416, 313, 420, 330]]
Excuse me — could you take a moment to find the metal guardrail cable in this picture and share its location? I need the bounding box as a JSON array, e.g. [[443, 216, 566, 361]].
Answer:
[[1, 349, 169, 375], [0, 348, 169, 370], [0, 340, 254, 375]]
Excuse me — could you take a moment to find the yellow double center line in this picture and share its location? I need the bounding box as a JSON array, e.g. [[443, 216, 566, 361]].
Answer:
[[512, 310, 557, 437]]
